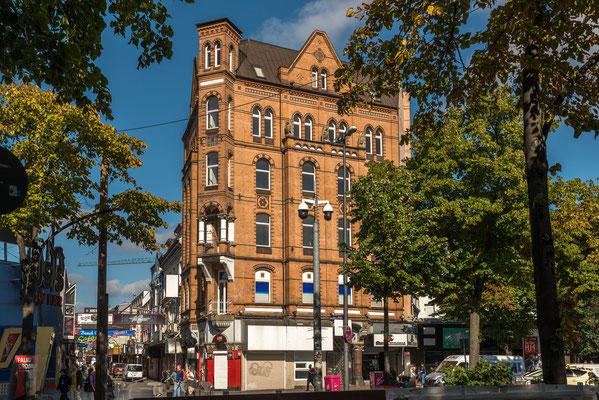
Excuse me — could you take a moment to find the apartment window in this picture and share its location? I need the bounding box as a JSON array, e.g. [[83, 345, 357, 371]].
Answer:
[[321, 70, 327, 90], [206, 152, 219, 187], [227, 155, 232, 188], [294, 352, 313, 380], [365, 127, 373, 154], [311, 68, 318, 88], [339, 123, 347, 140], [254, 66, 265, 78], [302, 215, 314, 249], [253, 108, 261, 137], [256, 213, 270, 247], [337, 167, 350, 196], [229, 45, 234, 72], [255, 270, 270, 303], [304, 117, 312, 141], [256, 159, 270, 190], [328, 121, 336, 142], [206, 96, 219, 129], [265, 110, 273, 139], [227, 99, 232, 131], [302, 272, 314, 304], [204, 44, 211, 68], [302, 162, 315, 193], [376, 129, 383, 156], [293, 114, 301, 138], [214, 42, 221, 67], [371, 294, 384, 308], [338, 275, 353, 305], [338, 218, 351, 248]]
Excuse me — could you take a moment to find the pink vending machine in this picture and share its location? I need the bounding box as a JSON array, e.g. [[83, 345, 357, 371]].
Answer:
[[324, 375, 341, 391]]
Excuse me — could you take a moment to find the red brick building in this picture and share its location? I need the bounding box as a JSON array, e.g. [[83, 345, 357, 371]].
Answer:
[[180, 18, 413, 390]]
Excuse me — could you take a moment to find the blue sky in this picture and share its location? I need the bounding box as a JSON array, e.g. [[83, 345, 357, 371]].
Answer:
[[59, 0, 599, 311]]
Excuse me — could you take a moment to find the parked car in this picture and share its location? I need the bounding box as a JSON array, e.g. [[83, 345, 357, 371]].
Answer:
[[523, 366, 598, 385], [124, 364, 144, 381], [424, 355, 526, 387], [112, 363, 126, 377]]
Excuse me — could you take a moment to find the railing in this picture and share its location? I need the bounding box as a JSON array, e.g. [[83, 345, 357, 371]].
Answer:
[[208, 299, 233, 315]]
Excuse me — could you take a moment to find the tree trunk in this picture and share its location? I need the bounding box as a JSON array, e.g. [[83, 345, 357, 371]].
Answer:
[[522, 43, 566, 384], [383, 297, 391, 376], [95, 163, 108, 400], [469, 311, 480, 368]]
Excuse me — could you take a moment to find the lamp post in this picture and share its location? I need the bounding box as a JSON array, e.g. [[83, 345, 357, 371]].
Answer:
[[336, 126, 357, 390], [298, 197, 333, 392]]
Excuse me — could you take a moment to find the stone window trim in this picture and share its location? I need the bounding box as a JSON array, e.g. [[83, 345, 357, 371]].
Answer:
[[364, 125, 374, 155], [252, 264, 275, 273]]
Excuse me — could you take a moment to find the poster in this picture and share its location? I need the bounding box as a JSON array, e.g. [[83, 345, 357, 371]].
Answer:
[[15, 355, 37, 399], [0, 328, 22, 369], [442, 328, 469, 349]]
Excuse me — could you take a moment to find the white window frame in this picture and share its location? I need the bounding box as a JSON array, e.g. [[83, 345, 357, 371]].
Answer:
[[328, 121, 336, 142], [229, 45, 234, 72], [217, 271, 228, 314], [253, 108, 261, 137], [265, 109, 273, 139], [294, 352, 313, 381], [227, 99, 232, 131], [255, 159, 270, 191], [304, 117, 312, 141], [337, 167, 350, 196], [206, 152, 219, 187], [227, 155, 232, 188], [256, 213, 271, 247], [311, 68, 318, 89], [376, 129, 383, 156], [255, 270, 271, 303], [204, 44, 211, 69], [365, 128, 373, 154], [302, 271, 313, 304], [302, 162, 315, 193], [371, 293, 384, 308], [321, 70, 327, 90], [339, 123, 347, 140], [214, 42, 221, 67], [338, 275, 353, 305], [206, 96, 219, 129], [338, 218, 352, 248], [293, 114, 301, 138], [302, 215, 314, 250]]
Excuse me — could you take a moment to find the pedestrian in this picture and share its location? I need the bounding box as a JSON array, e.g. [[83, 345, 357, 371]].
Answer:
[[58, 369, 71, 400], [306, 364, 315, 391], [67, 365, 80, 400], [75, 365, 83, 400], [418, 363, 426, 387], [186, 367, 196, 396], [173, 364, 186, 397], [83, 367, 95, 400]]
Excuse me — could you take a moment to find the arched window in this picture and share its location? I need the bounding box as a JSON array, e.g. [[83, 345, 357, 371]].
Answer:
[[302, 215, 314, 249], [252, 107, 261, 137], [265, 110, 273, 139], [365, 127, 373, 154], [255, 270, 270, 303], [204, 44, 211, 68], [304, 117, 312, 141], [215, 42, 221, 67], [256, 159, 270, 190], [328, 121, 336, 142], [302, 162, 315, 193], [302, 271, 314, 304], [293, 114, 301, 138], [227, 154, 232, 188], [321, 70, 327, 90], [229, 45, 234, 72], [338, 275, 353, 305], [227, 98, 232, 131], [337, 167, 350, 196], [339, 123, 347, 140], [311, 68, 318, 88], [375, 129, 383, 156], [206, 152, 219, 187], [256, 214, 271, 247], [206, 96, 219, 129]]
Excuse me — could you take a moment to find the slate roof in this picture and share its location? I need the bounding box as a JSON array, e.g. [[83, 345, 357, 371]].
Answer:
[[234, 38, 399, 109]]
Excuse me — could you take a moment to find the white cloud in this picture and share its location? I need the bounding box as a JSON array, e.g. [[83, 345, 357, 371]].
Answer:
[[68, 273, 91, 284], [107, 279, 150, 298], [254, 0, 360, 50], [155, 230, 173, 244]]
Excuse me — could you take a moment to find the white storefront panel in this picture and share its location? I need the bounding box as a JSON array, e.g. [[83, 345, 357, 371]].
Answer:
[[245, 352, 285, 391], [247, 326, 333, 351]]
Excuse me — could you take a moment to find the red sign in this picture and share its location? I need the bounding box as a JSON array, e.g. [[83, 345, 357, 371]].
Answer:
[[344, 326, 352, 343], [524, 337, 538, 355], [15, 355, 37, 399]]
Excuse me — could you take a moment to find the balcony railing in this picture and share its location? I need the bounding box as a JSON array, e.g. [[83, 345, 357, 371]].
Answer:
[[208, 299, 233, 315]]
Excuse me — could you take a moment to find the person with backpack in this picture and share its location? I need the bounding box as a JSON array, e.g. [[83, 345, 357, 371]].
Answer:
[[173, 364, 186, 397], [58, 369, 71, 400], [306, 364, 315, 391], [83, 367, 95, 400]]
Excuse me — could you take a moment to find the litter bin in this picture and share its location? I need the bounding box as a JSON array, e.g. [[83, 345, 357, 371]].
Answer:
[[369, 371, 384, 388], [324, 375, 341, 391]]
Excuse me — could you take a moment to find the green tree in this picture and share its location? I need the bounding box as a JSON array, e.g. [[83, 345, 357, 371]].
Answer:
[[334, 0, 599, 383], [404, 90, 533, 365], [0, 83, 180, 356], [343, 160, 446, 377], [0, 0, 193, 118]]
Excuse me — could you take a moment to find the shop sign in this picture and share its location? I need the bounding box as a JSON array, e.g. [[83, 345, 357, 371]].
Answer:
[[84, 308, 97, 313], [373, 333, 418, 347], [77, 313, 113, 325], [15, 355, 37, 398], [442, 328, 469, 349], [112, 313, 165, 325], [523, 337, 538, 355]]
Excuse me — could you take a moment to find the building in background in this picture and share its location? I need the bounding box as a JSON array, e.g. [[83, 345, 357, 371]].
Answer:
[[180, 18, 412, 391]]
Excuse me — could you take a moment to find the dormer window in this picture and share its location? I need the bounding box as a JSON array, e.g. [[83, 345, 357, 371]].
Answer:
[[321, 70, 327, 90], [254, 66, 265, 78], [215, 42, 221, 67], [204, 44, 211, 69], [311, 68, 318, 89]]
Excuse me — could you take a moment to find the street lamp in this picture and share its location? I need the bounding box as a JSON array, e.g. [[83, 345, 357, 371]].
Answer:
[[336, 125, 356, 390], [298, 197, 333, 392]]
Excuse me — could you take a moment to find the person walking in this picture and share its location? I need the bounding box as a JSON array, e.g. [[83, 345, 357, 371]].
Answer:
[[173, 364, 186, 397], [418, 363, 426, 387], [186, 367, 196, 396], [83, 367, 95, 400], [57, 369, 71, 400], [306, 364, 315, 391]]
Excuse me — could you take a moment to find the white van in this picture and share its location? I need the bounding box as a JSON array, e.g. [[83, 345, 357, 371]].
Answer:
[[568, 364, 599, 378], [424, 355, 526, 387], [124, 364, 143, 381]]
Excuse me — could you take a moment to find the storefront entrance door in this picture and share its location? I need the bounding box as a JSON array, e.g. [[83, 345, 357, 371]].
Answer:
[[214, 352, 228, 389]]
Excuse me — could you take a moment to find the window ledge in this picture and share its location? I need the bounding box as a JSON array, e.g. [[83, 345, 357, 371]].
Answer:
[[206, 128, 219, 135], [376, 155, 384, 161], [303, 248, 313, 256], [256, 246, 272, 254], [253, 136, 262, 143], [204, 185, 218, 191], [366, 154, 374, 160], [256, 189, 271, 195], [265, 138, 274, 145], [302, 191, 315, 198]]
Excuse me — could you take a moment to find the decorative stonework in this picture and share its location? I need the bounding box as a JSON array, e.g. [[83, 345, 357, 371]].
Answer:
[[296, 72, 303, 80], [257, 195, 269, 210], [314, 48, 325, 62]]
